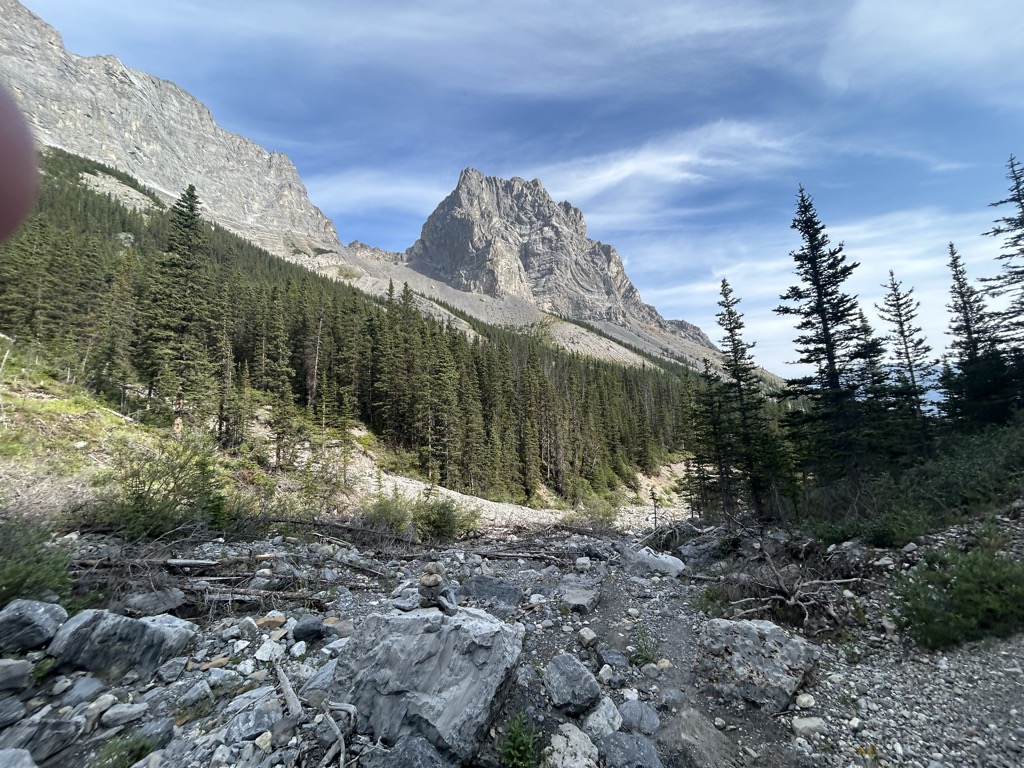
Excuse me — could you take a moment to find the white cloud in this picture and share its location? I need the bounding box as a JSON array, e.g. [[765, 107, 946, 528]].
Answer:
[[822, 0, 1024, 108]]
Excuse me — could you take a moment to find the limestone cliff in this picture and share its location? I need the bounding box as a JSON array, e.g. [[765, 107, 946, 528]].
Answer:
[[406, 168, 714, 349], [0, 0, 340, 258]]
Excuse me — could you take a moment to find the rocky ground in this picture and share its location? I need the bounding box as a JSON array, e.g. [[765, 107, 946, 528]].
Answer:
[[1, 496, 1022, 768]]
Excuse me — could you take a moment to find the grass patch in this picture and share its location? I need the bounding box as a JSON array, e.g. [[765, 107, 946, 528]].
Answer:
[[92, 734, 156, 768], [0, 516, 70, 607]]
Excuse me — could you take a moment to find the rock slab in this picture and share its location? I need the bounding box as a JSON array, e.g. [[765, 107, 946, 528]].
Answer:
[[693, 618, 820, 710], [544, 653, 601, 715], [0, 600, 68, 651], [47, 609, 198, 680], [330, 607, 524, 763]]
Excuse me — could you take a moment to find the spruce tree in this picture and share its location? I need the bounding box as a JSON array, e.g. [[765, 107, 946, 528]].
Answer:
[[875, 270, 934, 420], [983, 155, 1024, 344], [775, 187, 865, 481]]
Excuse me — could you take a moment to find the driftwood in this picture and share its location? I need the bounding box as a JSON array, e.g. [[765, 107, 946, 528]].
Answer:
[[183, 585, 329, 608], [273, 661, 304, 719]]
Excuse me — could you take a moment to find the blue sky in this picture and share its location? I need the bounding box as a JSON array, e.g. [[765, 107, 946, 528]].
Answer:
[[19, 0, 1024, 374]]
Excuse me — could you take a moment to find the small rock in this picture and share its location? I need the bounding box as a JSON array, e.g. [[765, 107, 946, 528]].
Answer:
[[792, 716, 827, 738], [714, 717, 726, 730], [254, 639, 285, 662], [101, 702, 149, 727], [795, 693, 815, 709], [544, 653, 601, 715], [578, 627, 598, 648]]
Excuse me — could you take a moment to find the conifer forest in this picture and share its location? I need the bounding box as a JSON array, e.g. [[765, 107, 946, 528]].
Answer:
[[1, 149, 1022, 542]]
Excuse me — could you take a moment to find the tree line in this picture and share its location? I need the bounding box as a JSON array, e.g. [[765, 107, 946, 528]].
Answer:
[[686, 158, 1024, 531], [0, 148, 697, 506], [2, 147, 1020, 529]]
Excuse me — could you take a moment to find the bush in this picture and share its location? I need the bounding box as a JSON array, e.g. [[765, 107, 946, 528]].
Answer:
[[357, 491, 414, 538], [356, 491, 478, 543], [85, 432, 228, 539], [413, 496, 479, 543], [895, 544, 1024, 650], [0, 516, 70, 607], [562, 493, 620, 532], [498, 712, 540, 768], [93, 734, 156, 768]]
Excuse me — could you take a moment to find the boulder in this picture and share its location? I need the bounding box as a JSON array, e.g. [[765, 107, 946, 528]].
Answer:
[[542, 723, 599, 768], [0, 749, 37, 768], [123, 588, 186, 616], [292, 614, 330, 643], [456, 575, 524, 618], [47, 610, 198, 680], [0, 709, 85, 763], [582, 696, 622, 741], [619, 545, 684, 578], [658, 707, 740, 768], [618, 699, 660, 736], [330, 607, 523, 764], [543, 653, 600, 716], [363, 735, 455, 767], [693, 619, 820, 710], [0, 659, 31, 691], [558, 574, 601, 615], [0, 600, 68, 651], [0, 695, 26, 728], [596, 731, 664, 768]]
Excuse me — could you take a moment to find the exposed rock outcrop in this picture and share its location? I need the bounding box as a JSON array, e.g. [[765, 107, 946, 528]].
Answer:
[[0, 0, 340, 258], [406, 168, 715, 358]]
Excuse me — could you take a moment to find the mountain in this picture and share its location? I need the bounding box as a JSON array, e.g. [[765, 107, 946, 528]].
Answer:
[[0, 0, 716, 366], [405, 168, 714, 355], [0, 0, 339, 257]]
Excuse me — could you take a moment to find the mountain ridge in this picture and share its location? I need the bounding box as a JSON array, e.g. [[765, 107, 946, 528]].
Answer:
[[0, 0, 717, 366]]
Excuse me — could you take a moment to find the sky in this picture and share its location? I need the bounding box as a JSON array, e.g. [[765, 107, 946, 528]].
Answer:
[[18, 0, 1024, 374]]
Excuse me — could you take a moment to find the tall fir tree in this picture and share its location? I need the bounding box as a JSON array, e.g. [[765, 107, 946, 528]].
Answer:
[[775, 187, 866, 482]]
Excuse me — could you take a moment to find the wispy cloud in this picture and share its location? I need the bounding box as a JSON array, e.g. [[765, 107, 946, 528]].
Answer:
[[821, 0, 1024, 108]]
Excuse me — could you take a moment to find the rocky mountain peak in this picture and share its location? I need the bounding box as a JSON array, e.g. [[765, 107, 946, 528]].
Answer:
[[0, 0, 340, 259], [407, 168, 712, 347]]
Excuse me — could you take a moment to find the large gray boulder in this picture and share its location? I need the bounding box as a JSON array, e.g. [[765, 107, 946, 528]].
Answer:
[[47, 610, 198, 680], [0, 749, 37, 768], [693, 618, 820, 710], [0, 600, 68, 651], [543, 653, 600, 716], [330, 607, 524, 764]]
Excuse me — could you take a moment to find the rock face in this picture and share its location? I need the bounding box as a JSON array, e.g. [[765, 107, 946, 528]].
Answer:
[[407, 168, 713, 350], [46, 610, 198, 681], [0, 600, 67, 651], [0, 0, 339, 259], [330, 607, 525, 764], [693, 618, 821, 711]]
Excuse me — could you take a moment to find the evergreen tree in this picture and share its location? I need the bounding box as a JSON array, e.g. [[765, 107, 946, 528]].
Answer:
[[940, 243, 1012, 426], [775, 187, 866, 481], [875, 270, 934, 420], [983, 155, 1024, 344], [715, 279, 789, 519]]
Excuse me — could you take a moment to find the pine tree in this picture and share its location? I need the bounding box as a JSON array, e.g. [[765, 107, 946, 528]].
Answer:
[[940, 243, 1012, 426], [875, 270, 934, 420], [983, 155, 1024, 344], [775, 187, 866, 481]]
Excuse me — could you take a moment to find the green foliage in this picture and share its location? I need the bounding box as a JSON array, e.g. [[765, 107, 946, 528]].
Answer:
[[561, 492, 620, 532], [412, 496, 479, 543], [895, 540, 1024, 650], [808, 417, 1024, 546], [85, 432, 229, 539], [694, 585, 728, 617], [356, 490, 478, 543], [497, 712, 540, 768], [628, 621, 660, 666], [357, 491, 414, 538], [92, 734, 157, 768], [0, 516, 71, 607]]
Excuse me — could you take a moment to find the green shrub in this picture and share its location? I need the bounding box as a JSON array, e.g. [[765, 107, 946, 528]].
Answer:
[[895, 545, 1024, 650], [562, 493, 620, 532], [0, 516, 70, 607], [627, 621, 660, 666], [84, 432, 227, 539], [498, 712, 540, 768], [358, 491, 414, 538], [413, 497, 479, 543], [93, 734, 156, 768]]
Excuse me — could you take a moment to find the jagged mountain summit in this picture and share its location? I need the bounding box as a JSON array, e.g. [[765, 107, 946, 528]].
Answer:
[[0, 0, 717, 366], [0, 0, 339, 257], [406, 168, 712, 349]]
